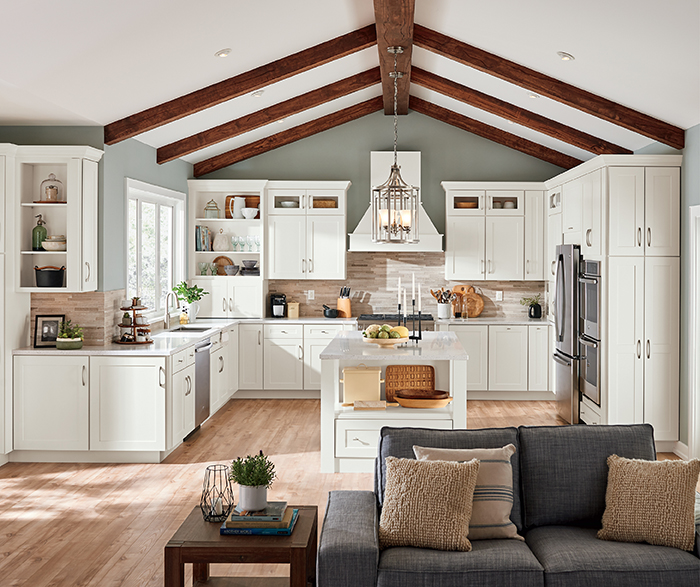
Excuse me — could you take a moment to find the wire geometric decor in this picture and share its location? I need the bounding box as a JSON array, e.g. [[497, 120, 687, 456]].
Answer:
[[200, 464, 235, 523]]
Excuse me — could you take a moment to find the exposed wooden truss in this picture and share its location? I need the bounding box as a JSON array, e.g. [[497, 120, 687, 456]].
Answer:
[[413, 24, 685, 149], [103, 25, 378, 145], [412, 67, 632, 156], [157, 68, 381, 164], [193, 96, 383, 177], [409, 96, 583, 169], [373, 0, 414, 115]]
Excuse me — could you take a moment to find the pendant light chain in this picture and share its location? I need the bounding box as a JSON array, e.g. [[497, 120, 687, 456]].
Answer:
[[393, 49, 399, 167]]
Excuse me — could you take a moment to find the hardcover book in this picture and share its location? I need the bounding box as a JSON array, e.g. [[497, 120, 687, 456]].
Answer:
[[229, 500, 288, 522], [220, 508, 299, 536], [225, 506, 293, 529]]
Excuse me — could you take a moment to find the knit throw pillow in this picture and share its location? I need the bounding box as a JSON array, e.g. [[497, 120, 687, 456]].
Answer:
[[598, 455, 700, 551], [379, 456, 480, 551], [413, 444, 522, 541]]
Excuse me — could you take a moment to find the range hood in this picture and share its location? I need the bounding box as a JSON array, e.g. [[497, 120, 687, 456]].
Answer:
[[348, 151, 443, 252]]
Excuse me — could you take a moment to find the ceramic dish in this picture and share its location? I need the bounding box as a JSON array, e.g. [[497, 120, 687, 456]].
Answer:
[[362, 337, 409, 347], [279, 200, 299, 208], [224, 264, 239, 275], [42, 241, 67, 251], [241, 208, 258, 219], [394, 395, 453, 409], [241, 260, 258, 269]]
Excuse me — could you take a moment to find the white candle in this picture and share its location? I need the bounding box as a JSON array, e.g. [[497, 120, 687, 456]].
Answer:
[[412, 273, 415, 301], [398, 277, 401, 306], [418, 283, 422, 312], [403, 289, 407, 317]]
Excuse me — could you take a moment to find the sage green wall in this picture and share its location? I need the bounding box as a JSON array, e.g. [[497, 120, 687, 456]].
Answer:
[[636, 124, 700, 446], [201, 110, 565, 233]]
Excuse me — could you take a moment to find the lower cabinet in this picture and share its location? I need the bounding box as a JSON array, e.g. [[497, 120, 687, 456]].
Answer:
[[488, 326, 529, 391], [263, 324, 303, 390], [528, 325, 549, 391], [447, 325, 488, 390], [14, 355, 89, 450], [239, 323, 263, 389], [210, 337, 231, 412], [170, 363, 195, 448]]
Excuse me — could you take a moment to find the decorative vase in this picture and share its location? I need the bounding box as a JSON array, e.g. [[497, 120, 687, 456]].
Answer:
[[528, 303, 542, 319], [200, 464, 234, 523], [238, 485, 268, 512], [180, 301, 199, 323], [56, 338, 83, 350]]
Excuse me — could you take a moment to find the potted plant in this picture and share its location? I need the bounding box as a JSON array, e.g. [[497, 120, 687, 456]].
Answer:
[[520, 294, 542, 319], [172, 281, 209, 323], [56, 319, 84, 350], [229, 450, 276, 512]]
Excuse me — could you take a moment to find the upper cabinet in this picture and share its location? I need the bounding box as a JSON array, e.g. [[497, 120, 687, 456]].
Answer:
[[13, 146, 102, 292]]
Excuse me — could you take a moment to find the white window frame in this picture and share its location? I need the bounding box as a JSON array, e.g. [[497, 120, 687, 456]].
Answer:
[[125, 178, 185, 321]]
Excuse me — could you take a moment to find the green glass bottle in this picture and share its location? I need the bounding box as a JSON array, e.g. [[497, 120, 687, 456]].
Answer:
[[32, 214, 47, 251]]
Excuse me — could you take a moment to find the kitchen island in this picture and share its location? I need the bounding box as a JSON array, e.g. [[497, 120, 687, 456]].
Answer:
[[319, 331, 468, 473]]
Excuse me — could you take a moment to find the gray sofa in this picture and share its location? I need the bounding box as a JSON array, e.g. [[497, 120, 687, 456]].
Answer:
[[318, 424, 700, 587]]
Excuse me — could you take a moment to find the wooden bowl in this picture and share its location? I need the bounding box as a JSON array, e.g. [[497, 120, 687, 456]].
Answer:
[[395, 389, 449, 400], [395, 396, 453, 409], [362, 337, 409, 347]]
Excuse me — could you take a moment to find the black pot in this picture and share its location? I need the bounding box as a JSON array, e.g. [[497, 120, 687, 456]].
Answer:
[[35, 265, 65, 288], [322, 304, 338, 318], [528, 303, 542, 319]]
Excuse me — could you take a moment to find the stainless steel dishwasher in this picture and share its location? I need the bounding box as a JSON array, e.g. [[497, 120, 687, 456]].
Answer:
[[194, 338, 212, 429]]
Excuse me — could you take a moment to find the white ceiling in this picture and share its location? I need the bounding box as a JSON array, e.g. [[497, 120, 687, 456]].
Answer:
[[1, 0, 698, 165]]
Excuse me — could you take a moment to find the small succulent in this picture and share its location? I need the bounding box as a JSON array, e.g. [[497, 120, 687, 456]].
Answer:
[[58, 319, 83, 340], [520, 294, 542, 307], [229, 451, 276, 488]]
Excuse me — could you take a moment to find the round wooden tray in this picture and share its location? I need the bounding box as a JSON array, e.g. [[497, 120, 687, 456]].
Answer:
[[114, 339, 154, 345], [396, 389, 449, 400], [362, 337, 409, 347], [395, 396, 453, 409], [213, 255, 234, 275]]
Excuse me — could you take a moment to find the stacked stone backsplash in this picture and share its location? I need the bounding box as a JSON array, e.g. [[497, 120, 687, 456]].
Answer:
[[31, 290, 127, 346], [269, 252, 544, 319]]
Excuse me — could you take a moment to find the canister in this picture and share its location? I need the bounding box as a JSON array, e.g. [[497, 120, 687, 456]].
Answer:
[[340, 365, 383, 404], [287, 301, 299, 319]]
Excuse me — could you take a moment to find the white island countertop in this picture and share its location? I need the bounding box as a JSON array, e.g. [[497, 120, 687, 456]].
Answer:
[[319, 331, 467, 361]]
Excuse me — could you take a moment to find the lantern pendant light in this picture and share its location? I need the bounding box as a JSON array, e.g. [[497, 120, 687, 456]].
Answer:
[[371, 47, 419, 244]]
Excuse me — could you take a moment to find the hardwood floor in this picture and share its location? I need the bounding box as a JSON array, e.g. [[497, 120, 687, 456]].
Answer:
[[0, 398, 681, 586]]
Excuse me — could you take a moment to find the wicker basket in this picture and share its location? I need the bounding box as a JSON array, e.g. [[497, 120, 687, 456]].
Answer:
[[384, 365, 435, 403], [312, 198, 337, 209]]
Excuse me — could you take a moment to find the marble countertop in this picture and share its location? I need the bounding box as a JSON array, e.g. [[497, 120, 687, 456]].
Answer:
[[319, 331, 467, 361], [437, 316, 548, 326]]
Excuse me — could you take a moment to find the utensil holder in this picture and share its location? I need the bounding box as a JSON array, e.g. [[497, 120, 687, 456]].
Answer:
[[337, 297, 351, 318], [437, 302, 451, 319]]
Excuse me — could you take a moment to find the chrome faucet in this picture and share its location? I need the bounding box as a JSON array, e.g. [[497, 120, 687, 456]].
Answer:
[[164, 291, 180, 329]]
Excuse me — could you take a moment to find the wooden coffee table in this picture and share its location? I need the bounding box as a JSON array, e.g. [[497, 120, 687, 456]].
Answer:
[[164, 505, 318, 587]]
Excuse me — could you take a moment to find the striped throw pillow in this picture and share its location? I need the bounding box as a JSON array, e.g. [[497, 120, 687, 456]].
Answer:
[[413, 443, 522, 540]]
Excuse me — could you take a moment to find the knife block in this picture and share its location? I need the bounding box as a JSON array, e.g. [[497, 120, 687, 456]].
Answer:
[[336, 297, 351, 318]]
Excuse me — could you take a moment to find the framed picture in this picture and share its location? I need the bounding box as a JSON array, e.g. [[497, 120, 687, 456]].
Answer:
[[34, 314, 65, 348]]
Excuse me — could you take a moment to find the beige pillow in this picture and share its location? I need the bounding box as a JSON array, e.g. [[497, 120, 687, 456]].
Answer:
[[413, 444, 522, 541], [379, 456, 480, 551], [598, 455, 700, 551]]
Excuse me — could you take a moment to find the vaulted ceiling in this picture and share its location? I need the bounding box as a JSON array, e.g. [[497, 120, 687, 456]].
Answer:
[[1, 0, 698, 176]]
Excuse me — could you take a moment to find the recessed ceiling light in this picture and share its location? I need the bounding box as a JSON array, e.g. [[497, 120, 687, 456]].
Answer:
[[528, 93, 540, 99], [557, 51, 575, 61], [507, 120, 515, 124], [276, 119, 285, 124], [251, 89, 265, 98], [215, 48, 231, 58]]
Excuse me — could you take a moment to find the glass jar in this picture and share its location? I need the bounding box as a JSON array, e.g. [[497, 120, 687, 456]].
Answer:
[[204, 199, 220, 219], [39, 173, 63, 202]]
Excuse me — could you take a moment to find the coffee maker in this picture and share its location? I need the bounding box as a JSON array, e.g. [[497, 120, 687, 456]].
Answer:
[[270, 293, 287, 318]]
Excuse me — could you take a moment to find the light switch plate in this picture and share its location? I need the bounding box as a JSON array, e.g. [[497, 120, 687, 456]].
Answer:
[[307, 290, 315, 300], [495, 291, 503, 301]]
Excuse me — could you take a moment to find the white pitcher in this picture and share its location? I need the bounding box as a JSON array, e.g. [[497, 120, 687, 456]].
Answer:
[[231, 197, 246, 219]]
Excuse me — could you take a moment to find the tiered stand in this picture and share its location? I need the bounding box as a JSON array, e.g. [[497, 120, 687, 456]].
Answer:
[[115, 305, 153, 345]]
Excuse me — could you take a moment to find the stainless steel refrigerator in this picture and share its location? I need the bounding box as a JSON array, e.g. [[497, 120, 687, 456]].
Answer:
[[553, 244, 580, 424]]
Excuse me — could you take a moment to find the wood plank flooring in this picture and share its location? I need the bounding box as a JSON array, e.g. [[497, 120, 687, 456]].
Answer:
[[0, 398, 682, 586]]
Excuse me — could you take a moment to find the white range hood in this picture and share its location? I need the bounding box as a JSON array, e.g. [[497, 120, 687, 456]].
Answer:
[[348, 151, 443, 252]]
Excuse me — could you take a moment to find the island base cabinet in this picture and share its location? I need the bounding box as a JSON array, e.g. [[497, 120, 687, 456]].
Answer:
[[14, 355, 89, 451], [89, 356, 166, 451]]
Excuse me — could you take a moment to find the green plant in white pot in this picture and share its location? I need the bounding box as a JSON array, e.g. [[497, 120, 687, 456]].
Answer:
[[230, 451, 276, 512], [172, 281, 209, 323], [56, 319, 84, 350]]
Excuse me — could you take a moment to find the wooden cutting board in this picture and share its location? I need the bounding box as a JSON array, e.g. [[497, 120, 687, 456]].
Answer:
[[452, 285, 484, 317]]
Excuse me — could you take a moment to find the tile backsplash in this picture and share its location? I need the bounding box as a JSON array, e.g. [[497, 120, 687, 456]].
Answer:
[[269, 252, 544, 319]]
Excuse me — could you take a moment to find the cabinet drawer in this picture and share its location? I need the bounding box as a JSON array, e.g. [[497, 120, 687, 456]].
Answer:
[[304, 324, 344, 339], [172, 345, 195, 373], [264, 324, 303, 339], [579, 398, 602, 425], [335, 419, 452, 458]]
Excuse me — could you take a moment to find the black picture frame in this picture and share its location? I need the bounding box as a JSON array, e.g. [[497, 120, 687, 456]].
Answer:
[[34, 314, 65, 348]]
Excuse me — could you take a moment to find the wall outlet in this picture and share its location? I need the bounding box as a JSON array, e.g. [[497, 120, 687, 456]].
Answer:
[[307, 290, 315, 300], [495, 290, 503, 301]]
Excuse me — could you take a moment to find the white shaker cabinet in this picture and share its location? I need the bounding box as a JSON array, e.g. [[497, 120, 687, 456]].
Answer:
[[445, 216, 485, 280], [447, 324, 489, 391], [306, 215, 345, 279], [239, 323, 263, 389], [170, 364, 195, 448], [303, 324, 346, 390], [608, 167, 644, 256], [524, 191, 544, 280], [14, 355, 89, 450], [488, 325, 528, 391], [581, 169, 603, 258], [562, 178, 583, 237], [528, 325, 549, 391], [267, 215, 306, 279], [191, 278, 262, 319], [263, 324, 303, 390], [210, 336, 230, 412], [486, 216, 524, 280], [89, 356, 166, 451]]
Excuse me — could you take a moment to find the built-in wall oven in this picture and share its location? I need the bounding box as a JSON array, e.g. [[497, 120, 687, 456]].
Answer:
[[579, 260, 601, 405]]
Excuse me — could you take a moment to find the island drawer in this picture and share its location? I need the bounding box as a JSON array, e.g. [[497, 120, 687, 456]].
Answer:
[[171, 345, 195, 374], [335, 419, 452, 458], [264, 324, 303, 339], [304, 324, 345, 339]]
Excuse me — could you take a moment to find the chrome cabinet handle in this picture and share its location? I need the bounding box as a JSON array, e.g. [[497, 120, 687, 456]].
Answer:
[[229, 297, 233, 312], [637, 340, 641, 359], [308, 258, 313, 273], [298, 345, 303, 361], [85, 262, 90, 282], [185, 375, 191, 396], [82, 365, 86, 386], [586, 228, 592, 247], [302, 194, 306, 209], [646, 340, 650, 359], [219, 355, 224, 373], [222, 298, 227, 312], [526, 259, 530, 274], [258, 330, 261, 345], [488, 260, 493, 274], [159, 366, 165, 388], [352, 437, 370, 446], [647, 227, 651, 247], [637, 227, 642, 246], [551, 260, 556, 276], [481, 259, 485, 274], [321, 330, 329, 334], [281, 330, 287, 334]]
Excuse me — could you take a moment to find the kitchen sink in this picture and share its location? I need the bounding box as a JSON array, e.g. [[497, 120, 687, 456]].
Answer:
[[168, 326, 211, 332]]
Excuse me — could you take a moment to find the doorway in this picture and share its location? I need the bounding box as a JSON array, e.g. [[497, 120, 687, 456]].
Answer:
[[689, 205, 700, 458]]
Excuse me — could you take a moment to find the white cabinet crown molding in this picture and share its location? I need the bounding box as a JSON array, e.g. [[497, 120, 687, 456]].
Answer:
[[15, 145, 103, 162]]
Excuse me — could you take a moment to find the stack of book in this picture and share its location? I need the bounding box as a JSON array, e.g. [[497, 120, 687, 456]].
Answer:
[[220, 501, 299, 536], [195, 226, 213, 251]]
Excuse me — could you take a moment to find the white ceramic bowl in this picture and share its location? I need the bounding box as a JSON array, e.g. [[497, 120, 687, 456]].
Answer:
[[241, 208, 258, 219], [42, 241, 67, 251], [279, 200, 299, 208]]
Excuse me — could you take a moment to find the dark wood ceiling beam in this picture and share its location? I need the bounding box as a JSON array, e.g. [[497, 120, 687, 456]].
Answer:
[[194, 96, 383, 177], [409, 96, 582, 169], [374, 0, 414, 114], [411, 67, 631, 156], [157, 68, 381, 164], [104, 25, 378, 145], [413, 25, 684, 149]]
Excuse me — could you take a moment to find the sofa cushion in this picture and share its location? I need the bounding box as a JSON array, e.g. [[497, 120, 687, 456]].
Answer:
[[518, 424, 655, 528], [375, 426, 522, 531], [598, 455, 700, 551], [376, 539, 544, 587], [379, 456, 480, 551], [526, 525, 700, 587], [413, 443, 522, 541]]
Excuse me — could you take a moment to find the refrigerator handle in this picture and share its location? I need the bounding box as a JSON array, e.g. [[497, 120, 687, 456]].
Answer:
[[579, 335, 598, 349], [553, 352, 572, 367], [555, 254, 566, 342]]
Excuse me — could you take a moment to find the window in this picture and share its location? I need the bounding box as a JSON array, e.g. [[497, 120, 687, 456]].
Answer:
[[126, 179, 185, 317]]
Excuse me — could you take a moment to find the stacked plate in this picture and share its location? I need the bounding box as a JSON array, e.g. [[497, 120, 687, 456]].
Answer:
[[42, 235, 66, 251]]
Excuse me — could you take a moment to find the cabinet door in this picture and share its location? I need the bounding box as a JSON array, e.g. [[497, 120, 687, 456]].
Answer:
[[581, 169, 603, 258], [267, 215, 306, 279], [210, 345, 228, 412], [486, 216, 524, 280], [449, 325, 488, 390], [307, 215, 345, 279], [170, 364, 195, 448], [446, 216, 485, 280], [546, 212, 563, 280], [528, 325, 548, 391], [238, 324, 263, 389], [191, 278, 229, 318], [645, 167, 680, 256], [547, 187, 562, 215], [524, 191, 544, 280], [304, 339, 329, 390], [562, 178, 583, 235], [268, 188, 305, 215], [644, 257, 679, 441], [0, 155, 4, 253], [608, 167, 644, 256], [549, 324, 556, 392], [14, 355, 89, 450], [607, 257, 644, 424], [229, 281, 263, 318], [80, 159, 99, 291], [227, 324, 239, 396], [264, 339, 303, 390], [89, 356, 166, 451], [488, 326, 528, 391]]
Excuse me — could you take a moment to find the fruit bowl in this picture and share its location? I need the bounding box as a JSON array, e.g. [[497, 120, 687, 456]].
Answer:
[[362, 336, 409, 347]]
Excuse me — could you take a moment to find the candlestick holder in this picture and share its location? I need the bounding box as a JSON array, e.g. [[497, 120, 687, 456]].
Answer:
[[397, 303, 402, 327], [409, 300, 422, 343]]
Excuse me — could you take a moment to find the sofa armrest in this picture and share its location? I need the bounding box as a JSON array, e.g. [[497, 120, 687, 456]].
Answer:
[[318, 491, 379, 587], [695, 525, 699, 559]]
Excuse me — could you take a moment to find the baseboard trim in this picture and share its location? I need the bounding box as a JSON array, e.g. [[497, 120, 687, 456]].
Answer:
[[234, 390, 321, 399], [672, 441, 689, 459], [0, 453, 9, 468], [9, 450, 164, 464], [468, 391, 556, 401], [655, 441, 689, 458]]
